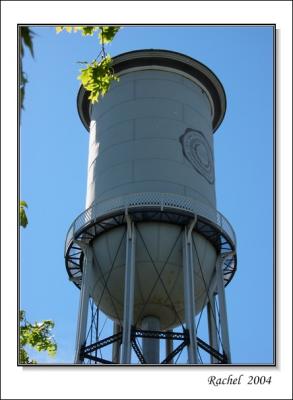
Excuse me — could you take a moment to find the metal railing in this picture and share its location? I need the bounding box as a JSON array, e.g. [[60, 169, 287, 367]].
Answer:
[[65, 192, 236, 254]]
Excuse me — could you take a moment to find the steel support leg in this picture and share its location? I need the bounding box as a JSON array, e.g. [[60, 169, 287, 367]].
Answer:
[[94, 307, 99, 362], [207, 293, 219, 363], [74, 241, 93, 364], [121, 214, 136, 364], [141, 316, 160, 364], [112, 322, 121, 363], [165, 330, 174, 364], [216, 253, 233, 363], [183, 218, 198, 364]]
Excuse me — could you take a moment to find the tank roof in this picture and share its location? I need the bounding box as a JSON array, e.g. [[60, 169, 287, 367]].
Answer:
[[77, 49, 227, 133]]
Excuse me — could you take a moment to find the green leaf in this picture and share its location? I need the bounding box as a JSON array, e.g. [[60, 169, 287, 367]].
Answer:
[[55, 26, 119, 104], [20, 67, 28, 110], [20, 27, 34, 111], [47, 343, 57, 357], [20, 27, 34, 58], [57, 26, 99, 36], [20, 207, 28, 228], [78, 55, 119, 104], [81, 26, 98, 36], [98, 26, 120, 44], [20, 200, 28, 227], [56, 26, 73, 33], [19, 310, 57, 364]]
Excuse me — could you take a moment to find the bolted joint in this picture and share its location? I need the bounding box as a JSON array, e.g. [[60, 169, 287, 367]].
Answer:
[[183, 328, 191, 345], [79, 345, 85, 362]]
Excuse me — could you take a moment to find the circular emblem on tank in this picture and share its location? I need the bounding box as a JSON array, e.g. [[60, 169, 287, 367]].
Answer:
[[180, 128, 215, 184]]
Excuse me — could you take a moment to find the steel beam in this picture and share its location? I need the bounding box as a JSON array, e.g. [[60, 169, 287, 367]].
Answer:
[[183, 217, 198, 364], [74, 240, 93, 364], [112, 322, 121, 363], [215, 252, 234, 363], [121, 214, 136, 364], [165, 329, 174, 364], [207, 292, 219, 364]]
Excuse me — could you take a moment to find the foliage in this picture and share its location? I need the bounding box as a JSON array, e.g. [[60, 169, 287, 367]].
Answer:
[[78, 55, 118, 103], [56, 26, 99, 36], [20, 27, 34, 58], [20, 27, 34, 110], [98, 26, 120, 44], [19, 310, 57, 364], [56, 25, 120, 103], [56, 26, 119, 43], [20, 200, 28, 228]]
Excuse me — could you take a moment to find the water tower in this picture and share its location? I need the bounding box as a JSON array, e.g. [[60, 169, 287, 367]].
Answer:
[[64, 49, 237, 364]]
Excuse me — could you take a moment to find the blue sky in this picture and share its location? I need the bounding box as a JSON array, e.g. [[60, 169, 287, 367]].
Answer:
[[20, 25, 274, 364]]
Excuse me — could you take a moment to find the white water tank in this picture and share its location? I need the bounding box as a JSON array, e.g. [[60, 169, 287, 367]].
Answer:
[[71, 49, 234, 331]]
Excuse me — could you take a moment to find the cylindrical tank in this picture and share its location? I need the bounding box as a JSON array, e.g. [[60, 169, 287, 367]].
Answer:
[[76, 49, 228, 331]]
